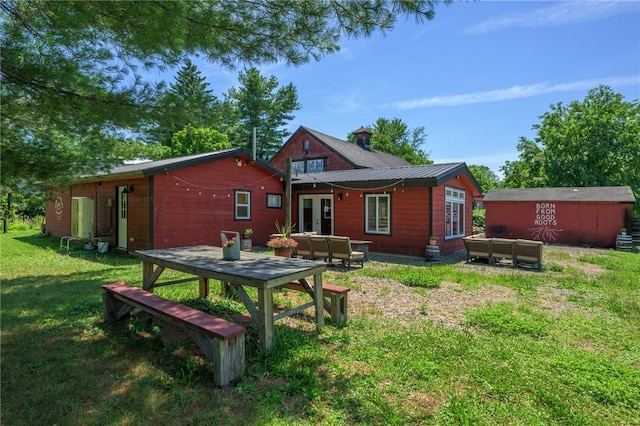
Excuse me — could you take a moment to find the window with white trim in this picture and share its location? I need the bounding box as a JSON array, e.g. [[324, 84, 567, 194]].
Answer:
[[365, 194, 390, 234], [235, 190, 251, 220], [445, 186, 465, 238], [291, 158, 327, 173]]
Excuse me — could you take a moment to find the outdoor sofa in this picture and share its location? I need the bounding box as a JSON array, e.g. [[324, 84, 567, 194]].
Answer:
[[463, 236, 543, 270]]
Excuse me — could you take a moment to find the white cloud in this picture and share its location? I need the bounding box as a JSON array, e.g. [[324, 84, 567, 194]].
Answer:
[[389, 75, 640, 110], [324, 92, 367, 113], [465, 1, 637, 34]]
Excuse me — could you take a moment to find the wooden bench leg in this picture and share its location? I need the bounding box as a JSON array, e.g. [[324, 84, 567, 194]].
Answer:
[[329, 292, 348, 324], [199, 277, 209, 297], [188, 331, 245, 386], [102, 290, 133, 321]]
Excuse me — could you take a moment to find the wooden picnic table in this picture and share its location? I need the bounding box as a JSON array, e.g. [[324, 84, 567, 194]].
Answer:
[[134, 245, 327, 352]]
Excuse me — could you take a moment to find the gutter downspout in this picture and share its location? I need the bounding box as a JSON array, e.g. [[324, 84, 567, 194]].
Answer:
[[429, 186, 433, 239]]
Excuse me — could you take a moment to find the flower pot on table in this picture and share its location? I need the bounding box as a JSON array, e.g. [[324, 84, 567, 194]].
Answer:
[[221, 231, 241, 260]]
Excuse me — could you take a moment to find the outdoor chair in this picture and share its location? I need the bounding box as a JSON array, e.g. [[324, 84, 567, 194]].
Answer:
[[490, 238, 516, 266], [309, 236, 331, 262], [515, 239, 543, 270], [462, 237, 492, 264], [328, 236, 364, 268], [292, 235, 313, 259]]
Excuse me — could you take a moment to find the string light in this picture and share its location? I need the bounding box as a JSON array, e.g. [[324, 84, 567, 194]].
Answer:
[[168, 172, 406, 200]]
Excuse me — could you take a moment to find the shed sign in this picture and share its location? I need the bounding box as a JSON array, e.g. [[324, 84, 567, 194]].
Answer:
[[535, 203, 557, 226], [529, 202, 563, 241]]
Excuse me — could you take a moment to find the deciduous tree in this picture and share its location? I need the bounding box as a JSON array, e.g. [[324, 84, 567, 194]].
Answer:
[[501, 86, 640, 213], [169, 125, 231, 157], [368, 117, 432, 165], [468, 165, 501, 194]]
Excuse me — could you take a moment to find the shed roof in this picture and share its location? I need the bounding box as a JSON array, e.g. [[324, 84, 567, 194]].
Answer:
[[293, 162, 482, 195], [483, 186, 636, 203], [299, 126, 411, 168], [79, 148, 282, 181]]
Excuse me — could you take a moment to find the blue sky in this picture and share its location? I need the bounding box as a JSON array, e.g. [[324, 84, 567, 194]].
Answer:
[[167, 1, 640, 176]]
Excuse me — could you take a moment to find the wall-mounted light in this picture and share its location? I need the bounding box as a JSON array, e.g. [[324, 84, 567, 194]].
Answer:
[[337, 193, 343, 201], [302, 140, 310, 154], [122, 185, 133, 194], [235, 158, 244, 167]]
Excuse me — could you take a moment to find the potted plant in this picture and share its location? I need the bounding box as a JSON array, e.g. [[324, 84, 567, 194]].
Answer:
[[221, 231, 241, 260], [240, 228, 253, 251], [620, 227, 627, 235], [429, 236, 438, 246], [267, 221, 298, 257]]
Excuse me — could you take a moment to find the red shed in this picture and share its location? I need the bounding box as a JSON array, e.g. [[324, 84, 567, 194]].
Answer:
[[45, 148, 286, 252], [483, 186, 636, 247]]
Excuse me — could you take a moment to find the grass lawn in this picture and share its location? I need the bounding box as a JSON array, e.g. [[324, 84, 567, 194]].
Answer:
[[1, 231, 639, 425]]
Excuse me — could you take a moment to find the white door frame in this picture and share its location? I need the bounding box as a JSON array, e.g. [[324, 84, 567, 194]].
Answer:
[[117, 186, 128, 249], [298, 194, 333, 234]]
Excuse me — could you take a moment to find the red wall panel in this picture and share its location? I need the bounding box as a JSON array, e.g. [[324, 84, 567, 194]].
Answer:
[[292, 179, 476, 256], [152, 157, 286, 249], [485, 200, 633, 247], [45, 190, 71, 237], [271, 129, 355, 172]]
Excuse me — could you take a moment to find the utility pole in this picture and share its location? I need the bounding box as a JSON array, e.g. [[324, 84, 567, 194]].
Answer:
[[285, 158, 292, 236]]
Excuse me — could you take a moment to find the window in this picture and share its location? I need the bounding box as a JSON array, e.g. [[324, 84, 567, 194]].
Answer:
[[291, 158, 327, 174], [267, 193, 282, 208], [445, 187, 465, 238], [306, 158, 326, 173], [365, 194, 390, 234], [292, 160, 305, 175], [235, 190, 251, 220]]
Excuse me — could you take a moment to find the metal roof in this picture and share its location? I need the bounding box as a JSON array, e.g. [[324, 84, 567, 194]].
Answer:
[[302, 127, 412, 168], [80, 148, 282, 181], [483, 186, 636, 203], [292, 162, 481, 192]]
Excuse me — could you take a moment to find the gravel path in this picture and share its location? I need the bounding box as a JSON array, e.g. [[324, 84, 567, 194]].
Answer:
[[328, 245, 613, 330]]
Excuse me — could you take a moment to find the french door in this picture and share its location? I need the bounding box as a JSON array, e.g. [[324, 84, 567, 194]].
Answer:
[[298, 195, 333, 235]]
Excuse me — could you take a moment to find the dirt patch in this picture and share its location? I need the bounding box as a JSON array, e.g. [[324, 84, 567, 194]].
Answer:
[[341, 244, 612, 329]]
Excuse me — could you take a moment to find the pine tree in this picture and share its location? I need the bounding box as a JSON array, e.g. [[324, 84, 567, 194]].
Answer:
[[226, 68, 300, 160]]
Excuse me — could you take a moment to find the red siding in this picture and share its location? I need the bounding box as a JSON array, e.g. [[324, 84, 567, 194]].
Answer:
[[152, 156, 286, 249], [485, 200, 633, 247], [271, 128, 355, 171], [125, 178, 151, 252], [45, 190, 71, 237], [292, 177, 478, 257], [45, 178, 147, 250]]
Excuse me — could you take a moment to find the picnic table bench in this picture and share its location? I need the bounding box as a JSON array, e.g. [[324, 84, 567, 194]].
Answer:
[[284, 280, 351, 324], [102, 281, 246, 386]]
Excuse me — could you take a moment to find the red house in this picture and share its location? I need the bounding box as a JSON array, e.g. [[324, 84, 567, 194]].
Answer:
[[271, 126, 482, 256], [270, 126, 411, 173], [46, 126, 483, 257], [483, 186, 636, 247], [45, 148, 286, 252]]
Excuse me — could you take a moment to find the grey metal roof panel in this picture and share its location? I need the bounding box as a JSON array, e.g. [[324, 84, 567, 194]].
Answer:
[[292, 162, 467, 186], [81, 148, 283, 181], [303, 127, 411, 168], [483, 186, 636, 203]]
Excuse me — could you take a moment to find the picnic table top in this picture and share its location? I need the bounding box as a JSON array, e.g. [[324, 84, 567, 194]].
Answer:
[[135, 245, 327, 286]]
